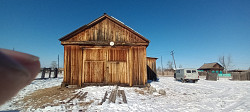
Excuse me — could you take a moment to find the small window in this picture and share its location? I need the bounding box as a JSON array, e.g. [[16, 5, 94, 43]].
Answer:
[[192, 70, 196, 73], [176, 70, 180, 73], [186, 70, 191, 73]]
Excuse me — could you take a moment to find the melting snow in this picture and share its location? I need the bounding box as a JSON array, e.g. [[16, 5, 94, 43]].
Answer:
[[0, 76, 249, 111]]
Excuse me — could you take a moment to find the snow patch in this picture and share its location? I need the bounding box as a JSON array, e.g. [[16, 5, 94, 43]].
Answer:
[[1, 76, 250, 111]]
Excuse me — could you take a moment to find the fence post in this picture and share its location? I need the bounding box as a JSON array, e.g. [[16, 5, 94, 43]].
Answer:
[[217, 73, 219, 80], [41, 68, 46, 79], [49, 68, 51, 78], [54, 68, 58, 78]]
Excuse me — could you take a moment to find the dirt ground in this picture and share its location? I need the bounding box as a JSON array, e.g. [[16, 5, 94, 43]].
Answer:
[[13, 86, 92, 111]]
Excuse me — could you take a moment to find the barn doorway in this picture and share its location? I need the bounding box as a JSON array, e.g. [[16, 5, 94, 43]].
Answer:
[[84, 61, 105, 83], [105, 48, 128, 84], [83, 49, 105, 83], [106, 61, 127, 84]]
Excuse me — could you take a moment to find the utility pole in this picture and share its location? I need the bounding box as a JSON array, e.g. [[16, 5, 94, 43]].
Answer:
[[170, 50, 177, 69], [161, 56, 164, 75], [58, 54, 59, 69]]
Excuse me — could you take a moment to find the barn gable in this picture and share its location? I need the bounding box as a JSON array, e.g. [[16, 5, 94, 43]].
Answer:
[[60, 13, 149, 46], [60, 14, 150, 87]]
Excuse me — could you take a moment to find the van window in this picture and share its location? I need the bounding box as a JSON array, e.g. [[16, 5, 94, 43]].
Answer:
[[186, 70, 191, 73], [176, 70, 180, 73], [192, 70, 196, 73]]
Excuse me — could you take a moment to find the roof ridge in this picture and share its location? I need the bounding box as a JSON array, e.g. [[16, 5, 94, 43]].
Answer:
[[59, 13, 149, 43]]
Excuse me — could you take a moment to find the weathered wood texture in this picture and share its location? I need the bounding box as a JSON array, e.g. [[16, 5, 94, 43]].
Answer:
[[130, 47, 147, 86], [61, 14, 149, 86], [63, 46, 147, 86], [231, 72, 250, 80], [206, 73, 218, 81], [63, 45, 83, 85], [65, 18, 146, 43], [146, 57, 157, 73]]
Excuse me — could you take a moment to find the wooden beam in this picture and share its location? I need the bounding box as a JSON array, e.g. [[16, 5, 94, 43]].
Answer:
[[61, 41, 149, 46]]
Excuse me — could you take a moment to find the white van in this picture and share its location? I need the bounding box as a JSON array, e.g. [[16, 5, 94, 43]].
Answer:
[[174, 68, 199, 83]]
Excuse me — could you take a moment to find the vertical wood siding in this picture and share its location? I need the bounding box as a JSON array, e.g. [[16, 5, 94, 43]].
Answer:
[[67, 18, 146, 43], [84, 61, 104, 83], [83, 49, 105, 83], [130, 46, 147, 85], [147, 58, 157, 73], [63, 45, 83, 85], [106, 62, 127, 83], [62, 16, 148, 86], [64, 46, 147, 86]]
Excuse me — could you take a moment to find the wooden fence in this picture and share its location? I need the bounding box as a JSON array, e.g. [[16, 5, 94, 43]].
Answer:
[[157, 70, 175, 76], [41, 68, 58, 79], [206, 73, 218, 81], [231, 72, 250, 80]]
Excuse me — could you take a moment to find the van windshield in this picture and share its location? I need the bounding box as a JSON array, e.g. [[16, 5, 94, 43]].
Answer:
[[176, 70, 180, 73], [186, 70, 191, 73], [192, 70, 196, 73]]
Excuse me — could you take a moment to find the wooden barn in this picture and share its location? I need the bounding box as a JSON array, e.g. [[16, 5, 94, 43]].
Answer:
[[59, 13, 150, 87]]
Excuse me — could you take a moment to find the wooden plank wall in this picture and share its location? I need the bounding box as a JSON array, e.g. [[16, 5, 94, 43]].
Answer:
[[63, 45, 83, 85], [83, 49, 105, 83], [146, 58, 157, 73], [83, 48, 129, 85], [106, 62, 127, 83], [84, 61, 104, 83], [67, 18, 146, 43], [129, 46, 147, 86], [64, 46, 147, 86]]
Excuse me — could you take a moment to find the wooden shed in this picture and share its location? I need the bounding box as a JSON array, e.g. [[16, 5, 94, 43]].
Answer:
[[59, 13, 150, 87], [146, 57, 158, 81]]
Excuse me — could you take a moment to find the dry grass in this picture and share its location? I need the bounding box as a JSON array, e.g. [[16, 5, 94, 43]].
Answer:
[[14, 86, 92, 110], [134, 89, 145, 95]]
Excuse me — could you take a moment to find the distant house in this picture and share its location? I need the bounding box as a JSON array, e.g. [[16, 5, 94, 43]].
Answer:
[[198, 62, 224, 73]]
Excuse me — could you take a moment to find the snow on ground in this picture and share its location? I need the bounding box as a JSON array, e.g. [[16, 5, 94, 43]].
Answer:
[[1, 76, 250, 112]]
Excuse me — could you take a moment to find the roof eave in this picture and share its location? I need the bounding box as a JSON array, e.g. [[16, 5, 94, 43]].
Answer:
[[59, 13, 150, 43]]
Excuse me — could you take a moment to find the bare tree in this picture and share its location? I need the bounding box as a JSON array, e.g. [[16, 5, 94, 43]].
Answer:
[[50, 61, 57, 69], [157, 66, 162, 75], [167, 61, 173, 69], [219, 55, 231, 73]]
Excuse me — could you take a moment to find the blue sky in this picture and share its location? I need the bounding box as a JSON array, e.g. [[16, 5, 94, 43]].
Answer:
[[0, 0, 250, 69]]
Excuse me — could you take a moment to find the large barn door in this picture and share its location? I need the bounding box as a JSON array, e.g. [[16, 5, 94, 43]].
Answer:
[[84, 61, 104, 83], [83, 49, 105, 83], [106, 62, 127, 83], [105, 48, 128, 84]]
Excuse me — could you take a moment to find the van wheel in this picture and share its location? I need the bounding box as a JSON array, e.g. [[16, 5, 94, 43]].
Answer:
[[181, 79, 185, 83], [192, 80, 197, 83]]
